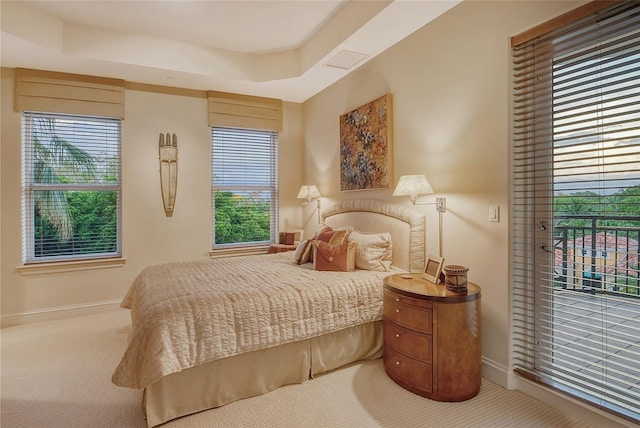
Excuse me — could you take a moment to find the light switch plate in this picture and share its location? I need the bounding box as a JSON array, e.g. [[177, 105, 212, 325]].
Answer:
[[489, 205, 500, 222]]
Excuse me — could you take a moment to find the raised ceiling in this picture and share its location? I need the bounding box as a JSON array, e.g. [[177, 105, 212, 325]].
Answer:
[[1, 0, 461, 102]]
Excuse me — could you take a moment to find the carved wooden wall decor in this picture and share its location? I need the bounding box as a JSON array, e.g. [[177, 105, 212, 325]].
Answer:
[[159, 133, 178, 217]]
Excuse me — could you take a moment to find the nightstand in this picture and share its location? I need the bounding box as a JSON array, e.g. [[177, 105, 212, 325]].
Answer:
[[267, 243, 297, 254], [383, 274, 481, 401]]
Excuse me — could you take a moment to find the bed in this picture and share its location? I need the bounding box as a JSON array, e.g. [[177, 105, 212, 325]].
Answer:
[[112, 199, 425, 427]]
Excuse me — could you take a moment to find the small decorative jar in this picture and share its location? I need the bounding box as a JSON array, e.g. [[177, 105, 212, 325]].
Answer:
[[444, 265, 469, 292]]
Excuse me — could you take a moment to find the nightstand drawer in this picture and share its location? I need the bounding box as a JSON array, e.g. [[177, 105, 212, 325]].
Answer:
[[383, 296, 432, 333], [383, 319, 432, 363], [384, 289, 432, 309], [384, 345, 433, 394]]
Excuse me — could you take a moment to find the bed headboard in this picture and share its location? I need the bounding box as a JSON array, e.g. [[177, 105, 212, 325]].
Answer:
[[321, 199, 425, 273]]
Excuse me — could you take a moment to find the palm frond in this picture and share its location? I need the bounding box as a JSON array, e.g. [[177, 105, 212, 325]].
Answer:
[[31, 117, 99, 241], [33, 137, 52, 164], [51, 135, 97, 181], [34, 189, 73, 242]]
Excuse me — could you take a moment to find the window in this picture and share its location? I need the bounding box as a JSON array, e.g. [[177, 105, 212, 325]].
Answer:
[[211, 126, 278, 248], [22, 112, 121, 263], [511, 1, 640, 422]]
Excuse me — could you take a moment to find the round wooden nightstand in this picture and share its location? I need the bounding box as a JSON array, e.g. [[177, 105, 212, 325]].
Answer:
[[383, 274, 482, 401]]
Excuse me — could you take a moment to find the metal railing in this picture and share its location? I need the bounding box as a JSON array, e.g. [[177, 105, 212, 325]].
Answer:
[[554, 215, 640, 297]]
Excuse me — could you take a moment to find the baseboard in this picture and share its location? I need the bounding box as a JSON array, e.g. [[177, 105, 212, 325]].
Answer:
[[1, 299, 122, 328], [480, 357, 634, 428], [481, 356, 509, 387]]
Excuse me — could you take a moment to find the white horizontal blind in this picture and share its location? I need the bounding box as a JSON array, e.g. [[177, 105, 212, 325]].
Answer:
[[22, 112, 121, 263], [511, 1, 640, 422], [211, 126, 278, 247]]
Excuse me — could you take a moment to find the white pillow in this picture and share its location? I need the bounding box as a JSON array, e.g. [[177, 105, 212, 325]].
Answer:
[[347, 230, 392, 271]]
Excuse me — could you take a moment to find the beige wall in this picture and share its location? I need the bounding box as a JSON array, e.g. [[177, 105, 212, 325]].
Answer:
[[301, 1, 586, 372], [0, 68, 303, 320], [1, 0, 587, 370]]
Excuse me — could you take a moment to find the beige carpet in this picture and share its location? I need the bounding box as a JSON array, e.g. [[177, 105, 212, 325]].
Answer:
[[1, 309, 591, 428]]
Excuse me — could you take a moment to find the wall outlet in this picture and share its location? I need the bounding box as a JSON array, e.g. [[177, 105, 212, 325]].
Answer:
[[489, 205, 500, 222]]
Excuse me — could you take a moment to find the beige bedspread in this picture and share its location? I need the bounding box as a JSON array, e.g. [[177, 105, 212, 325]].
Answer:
[[112, 252, 394, 389]]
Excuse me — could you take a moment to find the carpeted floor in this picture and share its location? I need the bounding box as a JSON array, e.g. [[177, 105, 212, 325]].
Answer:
[[1, 309, 593, 428]]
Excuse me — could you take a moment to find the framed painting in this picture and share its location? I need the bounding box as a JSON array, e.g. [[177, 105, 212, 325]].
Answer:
[[339, 93, 393, 191]]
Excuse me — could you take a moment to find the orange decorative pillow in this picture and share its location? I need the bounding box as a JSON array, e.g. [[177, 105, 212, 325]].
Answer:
[[310, 226, 348, 263], [315, 226, 349, 243], [315, 226, 336, 243], [328, 229, 350, 245], [313, 226, 334, 242], [312, 240, 356, 272]]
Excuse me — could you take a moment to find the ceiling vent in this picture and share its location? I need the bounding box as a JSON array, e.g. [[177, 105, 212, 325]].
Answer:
[[325, 50, 368, 70]]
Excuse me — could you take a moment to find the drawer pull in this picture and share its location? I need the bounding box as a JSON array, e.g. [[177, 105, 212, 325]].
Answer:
[[395, 333, 401, 338], [395, 308, 400, 313], [395, 361, 401, 365], [395, 298, 400, 302]]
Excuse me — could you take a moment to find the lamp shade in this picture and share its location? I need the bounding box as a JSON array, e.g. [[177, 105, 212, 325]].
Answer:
[[297, 185, 322, 201], [393, 175, 434, 203]]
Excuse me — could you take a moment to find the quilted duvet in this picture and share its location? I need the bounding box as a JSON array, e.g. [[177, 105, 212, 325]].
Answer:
[[112, 252, 392, 389]]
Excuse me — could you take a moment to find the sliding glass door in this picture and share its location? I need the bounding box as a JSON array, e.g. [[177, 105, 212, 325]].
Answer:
[[511, 1, 640, 422]]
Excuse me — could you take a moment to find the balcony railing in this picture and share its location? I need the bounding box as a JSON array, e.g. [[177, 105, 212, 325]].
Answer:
[[554, 215, 640, 297]]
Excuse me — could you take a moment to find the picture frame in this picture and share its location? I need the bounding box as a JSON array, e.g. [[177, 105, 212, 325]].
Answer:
[[423, 254, 444, 284], [339, 93, 393, 191]]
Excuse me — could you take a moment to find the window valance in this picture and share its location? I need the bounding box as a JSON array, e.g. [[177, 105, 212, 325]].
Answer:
[[14, 68, 125, 119], [207, 90, 282, 131]]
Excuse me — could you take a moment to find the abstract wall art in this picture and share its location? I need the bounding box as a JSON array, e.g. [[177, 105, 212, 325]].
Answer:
[[339, 93, 393, 191]]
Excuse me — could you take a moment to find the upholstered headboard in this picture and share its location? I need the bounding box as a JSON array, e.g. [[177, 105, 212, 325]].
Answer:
[[321, 199, 425, 273]]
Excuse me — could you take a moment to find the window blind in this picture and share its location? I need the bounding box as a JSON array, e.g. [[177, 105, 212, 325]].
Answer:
[[511, 1, 640, 422], [211, 126, 278, 247], [22, 112, 122, 263]]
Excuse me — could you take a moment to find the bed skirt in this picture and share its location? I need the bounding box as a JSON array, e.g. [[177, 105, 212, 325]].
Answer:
[[143, 321, 383, 427]]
